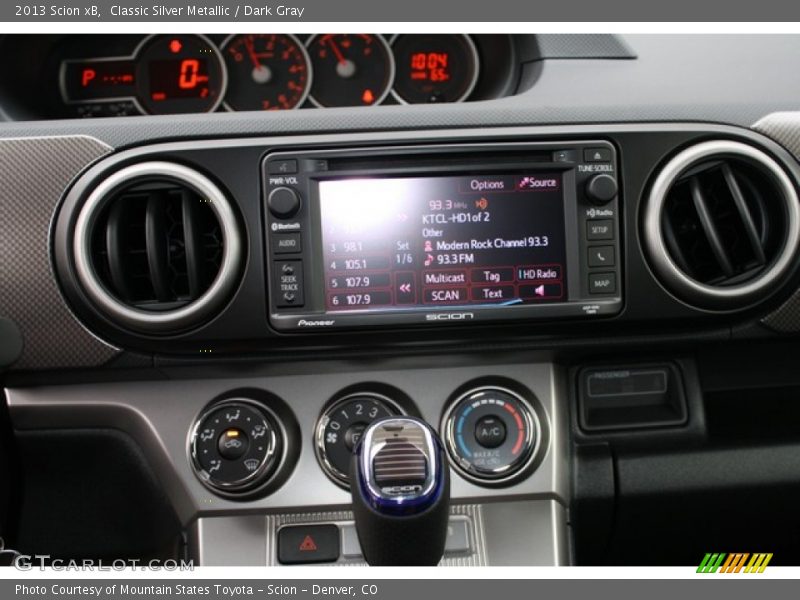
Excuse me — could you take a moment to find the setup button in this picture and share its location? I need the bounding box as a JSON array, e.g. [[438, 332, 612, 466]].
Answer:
[[586, 219, 614, 241]]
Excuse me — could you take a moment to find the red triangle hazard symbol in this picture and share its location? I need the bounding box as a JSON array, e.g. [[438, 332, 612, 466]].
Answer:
[[299, 535, 318, 552]]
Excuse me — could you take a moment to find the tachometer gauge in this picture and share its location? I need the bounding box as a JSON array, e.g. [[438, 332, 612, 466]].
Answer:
[[135, 34, 227, 115], [307, 34, 394, 107], [221, 34, 311, 111], [391, 34, 479, 104]]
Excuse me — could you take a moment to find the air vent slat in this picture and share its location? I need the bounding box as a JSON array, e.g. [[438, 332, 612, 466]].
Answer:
[[721, 163, 767, 266], [689, 176, 735, 277], [105, 198, 134, 301], [145, 192, 173, 302], [181, 190, 205, 298]]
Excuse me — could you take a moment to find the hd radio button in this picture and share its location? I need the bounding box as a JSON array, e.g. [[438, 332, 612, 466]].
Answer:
[[268, 186, 302, 219]]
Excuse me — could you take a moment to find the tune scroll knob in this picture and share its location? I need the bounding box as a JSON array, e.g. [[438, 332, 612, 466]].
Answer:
[[585, 174, 618, 205]]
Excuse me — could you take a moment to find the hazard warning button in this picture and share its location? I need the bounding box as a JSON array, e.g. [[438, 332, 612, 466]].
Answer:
[[278, 524, 340, 564]]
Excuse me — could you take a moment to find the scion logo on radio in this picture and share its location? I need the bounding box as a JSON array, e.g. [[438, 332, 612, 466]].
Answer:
[[425, 313, 475, 321]]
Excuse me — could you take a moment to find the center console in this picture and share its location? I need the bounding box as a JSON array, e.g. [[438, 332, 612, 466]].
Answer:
[[5, 359, 569, 566]]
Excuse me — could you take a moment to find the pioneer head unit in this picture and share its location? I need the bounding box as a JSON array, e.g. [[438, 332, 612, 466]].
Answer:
[[263, 141, 622, 331]]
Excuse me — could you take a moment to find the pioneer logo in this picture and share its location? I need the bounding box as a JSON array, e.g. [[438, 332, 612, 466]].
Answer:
[[425, 312, 475, 321], [296, 319, 336, 327]]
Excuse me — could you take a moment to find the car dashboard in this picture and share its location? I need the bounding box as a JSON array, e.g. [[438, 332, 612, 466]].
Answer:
[[3, 33, 800, 567]]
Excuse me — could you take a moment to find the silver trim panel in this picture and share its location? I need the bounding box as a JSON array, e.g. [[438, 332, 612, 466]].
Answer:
[[5, 361, 567, 526], [189, 500, 564, 566]]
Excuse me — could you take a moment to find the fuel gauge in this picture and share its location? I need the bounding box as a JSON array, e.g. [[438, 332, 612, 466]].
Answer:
[[307, 34, 394, 107]]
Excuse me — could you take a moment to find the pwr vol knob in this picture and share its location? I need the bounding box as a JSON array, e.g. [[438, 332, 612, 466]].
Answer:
[[441, 386, 541, 486]]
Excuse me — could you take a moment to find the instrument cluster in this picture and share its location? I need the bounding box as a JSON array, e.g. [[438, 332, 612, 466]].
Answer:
[[57, 33, 488, 117]]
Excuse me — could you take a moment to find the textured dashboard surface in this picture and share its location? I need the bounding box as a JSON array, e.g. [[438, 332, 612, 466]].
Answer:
[[754, 112, 800, 333], [5, 35, 800, 370], [0, 135, 119, 369]]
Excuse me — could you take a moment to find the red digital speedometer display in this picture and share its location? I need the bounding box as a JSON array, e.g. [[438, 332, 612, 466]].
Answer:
[[135, 35, 226, 115], [148, 59, 211, 100]]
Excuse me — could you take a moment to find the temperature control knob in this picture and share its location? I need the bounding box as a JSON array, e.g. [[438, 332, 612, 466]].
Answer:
[[191, 399, 282, 494], [441, 386, 541, 485]]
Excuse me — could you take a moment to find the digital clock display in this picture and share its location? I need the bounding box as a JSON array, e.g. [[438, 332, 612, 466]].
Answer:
[[318, 173, 567, 313]]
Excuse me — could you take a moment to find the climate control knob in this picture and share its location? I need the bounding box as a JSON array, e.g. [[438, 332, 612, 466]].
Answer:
[[191, 399, 282, 494], [441, 386, 541, 485], [315, 392, 405, 488]]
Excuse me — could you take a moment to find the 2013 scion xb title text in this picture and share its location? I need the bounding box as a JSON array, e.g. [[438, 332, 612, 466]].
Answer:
[[14, 5, 306, 18]]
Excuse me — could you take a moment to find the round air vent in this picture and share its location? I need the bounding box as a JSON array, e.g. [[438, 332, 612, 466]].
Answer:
[[643, 140, 800, 310], [72, 162, 242, 334]]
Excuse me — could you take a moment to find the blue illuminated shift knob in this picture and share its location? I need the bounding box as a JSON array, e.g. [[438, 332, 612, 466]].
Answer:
[[350, 416, 450, 566]]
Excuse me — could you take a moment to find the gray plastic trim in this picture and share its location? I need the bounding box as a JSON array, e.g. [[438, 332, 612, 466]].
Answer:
[[643, 140, 800, 309], [72, 161, 244, 333]]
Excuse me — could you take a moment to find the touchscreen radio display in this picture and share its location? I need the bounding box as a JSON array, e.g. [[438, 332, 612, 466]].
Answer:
[[318, 173, 567, 312]]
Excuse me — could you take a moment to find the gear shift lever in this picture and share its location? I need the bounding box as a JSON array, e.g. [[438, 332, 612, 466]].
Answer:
[[350, 416, 450, 566]]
